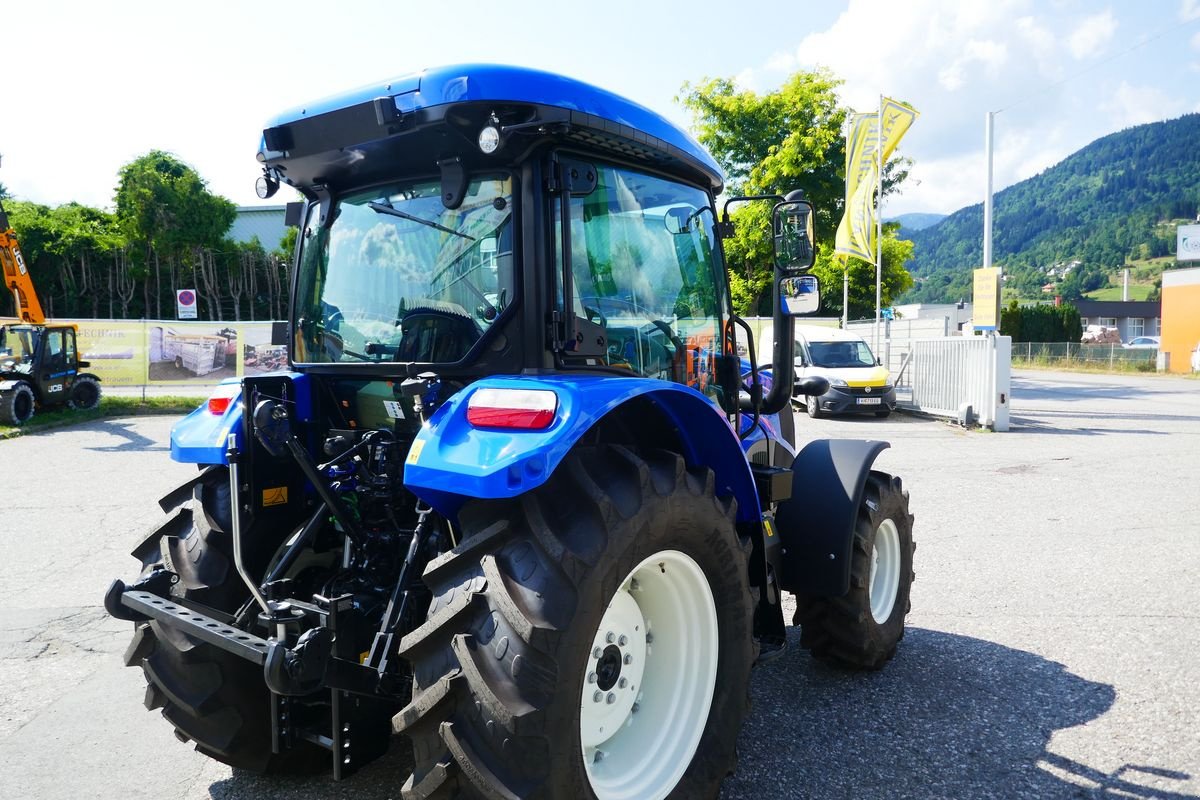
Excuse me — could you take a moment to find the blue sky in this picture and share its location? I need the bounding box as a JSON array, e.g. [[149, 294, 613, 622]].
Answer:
[[2, 0, 1198, 217]]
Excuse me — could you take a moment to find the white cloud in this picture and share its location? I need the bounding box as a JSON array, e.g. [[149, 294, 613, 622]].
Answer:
[[1067, 10, 1117, 59], [1100, 81, 1187, 128], [1182, 0, 1200, 21]]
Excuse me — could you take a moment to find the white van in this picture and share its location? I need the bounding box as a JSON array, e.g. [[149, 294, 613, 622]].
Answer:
[[793, 325, 895, 418]]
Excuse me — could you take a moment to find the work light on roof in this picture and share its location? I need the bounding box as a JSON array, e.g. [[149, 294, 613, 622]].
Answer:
[[478, 124, 501, 155]]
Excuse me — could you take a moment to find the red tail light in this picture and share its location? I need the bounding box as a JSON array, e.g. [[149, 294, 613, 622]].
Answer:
[[466, 388, 557, 430], [208, 396, 233, 415]]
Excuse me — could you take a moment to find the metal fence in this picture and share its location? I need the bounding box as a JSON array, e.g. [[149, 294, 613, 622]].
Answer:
[[1011, 342, 1157, 368]]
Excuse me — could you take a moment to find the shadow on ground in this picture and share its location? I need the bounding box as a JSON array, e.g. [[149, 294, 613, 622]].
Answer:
[[199, 628, 1191, 800], [83, 420, 169, 452], [725, 627, 1190, 800]]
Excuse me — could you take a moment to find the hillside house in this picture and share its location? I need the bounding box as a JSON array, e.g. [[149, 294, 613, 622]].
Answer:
[[1073, 300, 1161, 341]]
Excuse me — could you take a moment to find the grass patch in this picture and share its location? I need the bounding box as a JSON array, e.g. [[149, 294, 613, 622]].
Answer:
[[0, 395, 204, 439], [1084, 285, 1154, 301]]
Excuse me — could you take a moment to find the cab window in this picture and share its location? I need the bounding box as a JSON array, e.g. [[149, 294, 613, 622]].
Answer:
[[557, 162, 727, 404]]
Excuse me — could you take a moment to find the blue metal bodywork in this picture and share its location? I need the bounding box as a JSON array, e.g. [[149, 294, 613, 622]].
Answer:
[[403, 375, 760, 523], [170, 374, 314, 464], [259, 64, 723, 191]]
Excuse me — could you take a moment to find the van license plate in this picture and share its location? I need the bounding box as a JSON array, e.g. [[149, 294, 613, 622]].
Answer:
[[857, 397, 882, 405]]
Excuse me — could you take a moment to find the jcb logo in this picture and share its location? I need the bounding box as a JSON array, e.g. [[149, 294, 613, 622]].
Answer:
[[15, 249, 26, 274]]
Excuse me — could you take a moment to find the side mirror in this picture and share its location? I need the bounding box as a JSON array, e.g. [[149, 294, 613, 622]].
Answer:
[[780, 275, 821, 316], [795, 375, 830, 397], [773, 199, 815, 271]]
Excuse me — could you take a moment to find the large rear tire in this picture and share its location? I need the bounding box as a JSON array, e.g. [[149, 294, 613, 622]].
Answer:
[[395, 446, 755, 799], [793, 471, 915, 670], [0, 381, 35, 425], [123, 466, 320, 772]]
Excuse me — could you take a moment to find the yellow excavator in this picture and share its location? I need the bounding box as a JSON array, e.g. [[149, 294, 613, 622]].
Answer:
[[1, 194, 101, 424]]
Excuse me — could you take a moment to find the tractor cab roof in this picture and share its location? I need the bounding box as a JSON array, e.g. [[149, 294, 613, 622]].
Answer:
[[258, 64, 724, 196]]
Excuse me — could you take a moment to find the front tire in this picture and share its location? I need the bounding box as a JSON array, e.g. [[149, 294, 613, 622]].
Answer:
[[395, 446, 755, 799], [0, 382, 35, 425], [793, 471, 915, 670], [805, 397, 823, 418], [69, 375, 101, 410]]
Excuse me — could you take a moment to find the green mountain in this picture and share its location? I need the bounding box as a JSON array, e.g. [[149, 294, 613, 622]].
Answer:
[[889, 212, 946, 233], [902, 113, 1200, 303]]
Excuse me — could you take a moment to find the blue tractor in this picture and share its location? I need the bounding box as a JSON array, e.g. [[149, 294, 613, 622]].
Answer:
[[106, 64, 914, 799]]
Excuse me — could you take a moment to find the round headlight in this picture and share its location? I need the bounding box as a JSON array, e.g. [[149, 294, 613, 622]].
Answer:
[[478, 125, 501, 154], [255, 174, 278, 199]]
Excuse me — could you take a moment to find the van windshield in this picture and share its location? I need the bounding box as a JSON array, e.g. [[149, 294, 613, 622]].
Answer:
[[807, 340, 877, 368]]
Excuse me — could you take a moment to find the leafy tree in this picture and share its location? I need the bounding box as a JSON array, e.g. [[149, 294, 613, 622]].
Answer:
[[1000, 300, 1082, 342], [0, 183, 9, 201], [680, 70, 914, 314], [810, 224, 914, 320], [115, 150, 235, 319]]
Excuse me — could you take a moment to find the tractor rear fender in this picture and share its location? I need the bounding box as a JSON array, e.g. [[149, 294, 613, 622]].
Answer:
[[774, 438, 890, 597], [404, 375, 761, 524], [169, 373, 313, 464]]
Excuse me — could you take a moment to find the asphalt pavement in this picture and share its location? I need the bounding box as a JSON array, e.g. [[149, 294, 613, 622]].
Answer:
[[0, 368, 1197, 799]]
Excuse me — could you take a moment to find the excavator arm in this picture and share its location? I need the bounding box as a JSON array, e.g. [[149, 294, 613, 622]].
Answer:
[[0, 201, 45, 324]]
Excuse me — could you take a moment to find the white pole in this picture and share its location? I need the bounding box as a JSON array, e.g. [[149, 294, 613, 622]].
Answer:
[[875, 94, 883, 355], [983, 111, 994, 271], [843, 268, 849, 328]]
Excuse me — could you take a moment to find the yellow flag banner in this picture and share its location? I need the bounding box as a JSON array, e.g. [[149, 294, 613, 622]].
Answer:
[[835, 113, 879, 261], [834, 99, 919, 263]]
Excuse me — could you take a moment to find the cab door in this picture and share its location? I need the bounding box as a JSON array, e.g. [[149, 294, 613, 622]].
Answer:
[[38, 327, 74, 401]]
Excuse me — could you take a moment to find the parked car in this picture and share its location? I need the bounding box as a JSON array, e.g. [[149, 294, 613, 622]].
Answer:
[[1123, 336, 1161, 349], [793, 325, 896, 418]]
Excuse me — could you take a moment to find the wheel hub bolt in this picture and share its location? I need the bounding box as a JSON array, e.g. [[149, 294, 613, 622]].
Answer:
[[605, 631, 615, 643], [593, 691, 603, 703], [587, 672, 598, 684], [593, 647, 603, 659], [618, 678, 628, 689], [623, 654, 633, 665], [618, 634, 628, 646], [606, 692, 616, 704]]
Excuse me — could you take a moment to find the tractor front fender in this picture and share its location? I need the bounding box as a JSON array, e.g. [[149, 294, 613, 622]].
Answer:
[[404, 375, 760, 523], [774, 438, 890, 597]]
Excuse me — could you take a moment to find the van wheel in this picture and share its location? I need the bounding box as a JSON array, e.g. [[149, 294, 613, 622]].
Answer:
[[806, 399, 823, 419]]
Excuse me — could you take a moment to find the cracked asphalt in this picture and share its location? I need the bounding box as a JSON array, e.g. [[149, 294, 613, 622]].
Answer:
[[0, 369, 1197, 800]]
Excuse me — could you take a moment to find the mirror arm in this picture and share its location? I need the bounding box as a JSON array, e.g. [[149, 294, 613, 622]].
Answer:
[[760, 281, 796, 416]]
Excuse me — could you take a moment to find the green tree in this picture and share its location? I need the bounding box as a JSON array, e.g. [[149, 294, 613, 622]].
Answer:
[[810, 225, 914, 320], [114, 150, 235, 319], [680, 70, 913, 314]]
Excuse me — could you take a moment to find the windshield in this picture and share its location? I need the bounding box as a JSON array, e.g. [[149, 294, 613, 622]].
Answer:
[[294, 175, 514, 364], [807, 339, 877, 368], [0, 325, 38, 366]]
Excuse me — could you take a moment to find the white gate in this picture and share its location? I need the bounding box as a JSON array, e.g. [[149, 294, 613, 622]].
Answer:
[[900, 336, 1011, 430]]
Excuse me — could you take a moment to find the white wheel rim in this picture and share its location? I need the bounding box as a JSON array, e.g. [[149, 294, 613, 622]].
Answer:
[[869, 519, 901, 623], [580, 549, 718, 800]]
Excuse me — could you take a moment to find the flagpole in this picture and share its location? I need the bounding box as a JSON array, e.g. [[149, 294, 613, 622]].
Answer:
[[875, 94, 883, 356]]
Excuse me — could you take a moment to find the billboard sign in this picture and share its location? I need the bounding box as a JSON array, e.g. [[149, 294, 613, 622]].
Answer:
[[973, 267, 1001, 331], [1177, 225, 1200, 261]]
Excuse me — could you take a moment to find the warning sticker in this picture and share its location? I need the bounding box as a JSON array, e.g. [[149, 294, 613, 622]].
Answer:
[[262, 486, 289, 507], [406, 439, 426, 465], [383, 400, 406, 419]]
